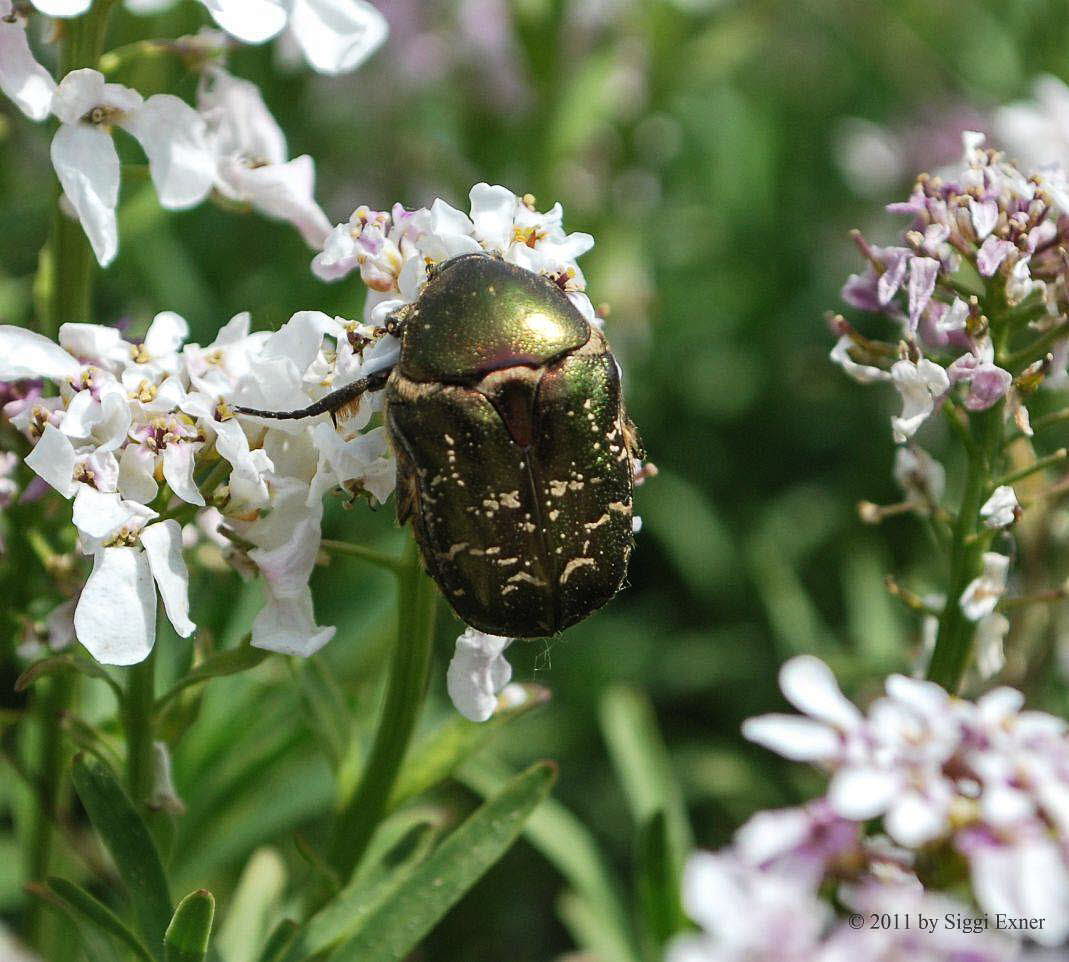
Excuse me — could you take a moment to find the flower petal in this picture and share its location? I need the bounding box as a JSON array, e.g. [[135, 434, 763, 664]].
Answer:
[[446, 626, 513, 722], [0, 325, 81, 381], [74, 547, 156, 665], [142, 311, 190, 359], [72, 487, 137, 539], [118, 443, 159, 503], [827, 766, 900, 820], [29, 0, 91, 18], [24, 423, 77, 497], [778, 655, 863, 730], [51, 122, 120, 266], [120, 95, 214, 209], [219, 155, 332, 248], [741, 714, 840, 761], [201, 0, 288, 44], [0, 21, 57, 121], [286, 0, 388, 75], [469, 182, 517, 250], [162, 442, 205, 506], [141, 519, 194, 638], [251, 588, 335, 656]]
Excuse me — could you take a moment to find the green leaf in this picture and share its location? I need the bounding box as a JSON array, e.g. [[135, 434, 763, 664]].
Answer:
[[256, 920, 299, 962], [278, 814, 444, 961], [459, 758, 640, 962], [326, 761, 557, 962], [71, 755, 173, 959], [155, 641, 269, 712], [215, 848, 287, 962], [165, 890, 215, 962], [15, 654, 123, 700], [636, 811, 687, 955], [599, 688, 692, 881], [33, 877, 154, 962], [386, 684, 550, 811]]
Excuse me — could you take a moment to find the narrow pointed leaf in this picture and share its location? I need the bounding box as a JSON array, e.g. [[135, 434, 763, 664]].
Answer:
[[257, 920, 299, 962], [459, 758, 640, 962], [278, 816, 443, 961], [599, 688, 692, 878], [165, 890, 215, 962], [327, 761, 557, 962], [71, 755, 173, 959], [35, 878, 154, 962], [636, 811, 687, 953], [386, 684, 550, 811], [26, 881, 128, 961]]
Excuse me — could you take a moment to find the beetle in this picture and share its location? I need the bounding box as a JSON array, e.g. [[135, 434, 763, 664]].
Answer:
[[236, 252, 643, 638]]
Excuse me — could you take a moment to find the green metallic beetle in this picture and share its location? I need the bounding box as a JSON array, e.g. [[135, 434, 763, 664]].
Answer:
[[237, 253, 642, 638]]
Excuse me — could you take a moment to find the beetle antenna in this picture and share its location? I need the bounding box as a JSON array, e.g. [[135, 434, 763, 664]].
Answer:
[[235, 366, 392, 421]]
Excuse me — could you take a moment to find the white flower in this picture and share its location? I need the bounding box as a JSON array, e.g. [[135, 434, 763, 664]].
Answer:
[[201, 0, 387, 75], [890, 357, 949, 443], [307, 423, 394, 506], [75, 516, 195, 665], [237, 478, 335, 656], [50, 69, 214, 266], [828, 335, 891, 384], [197, 66, 331, 247], [960, 552, 1010, 621], [981, 485, 1020, 529], [446, 627, 513, 722], [744, 657, 961, 847], [0, 0, 56, 121]]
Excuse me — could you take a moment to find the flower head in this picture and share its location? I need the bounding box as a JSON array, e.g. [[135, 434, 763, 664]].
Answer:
[[50, 69, 214, 266], [313, 184, 597, 325], [830, 132, 1069, 443], [744, 655, 1069, 945], [197, 66, 332, 247]]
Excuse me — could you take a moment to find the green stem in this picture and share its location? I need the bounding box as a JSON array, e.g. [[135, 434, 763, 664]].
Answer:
[[25, 6, 115, 949], [329, 536, 438, 879], [992, 448, 1068, 489], [320, 538, 403, 573], [122, 644, 157, 806], [927, 404, 1004, 690], [24, 675, 74, 948], [1001, 320, 1069, 371]]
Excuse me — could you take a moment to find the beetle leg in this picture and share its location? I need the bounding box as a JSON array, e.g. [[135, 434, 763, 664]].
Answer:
[[235, 366, 392, 421]]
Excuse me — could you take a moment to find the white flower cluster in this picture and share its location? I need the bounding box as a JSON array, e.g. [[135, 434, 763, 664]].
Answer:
[[2, 25, 368, 265], [831, 131, 1069, 444], [670, 839, 1018, 962], [0, 308, 396, 665], [313, 184, 598, 326], [0, 173, 601, 720], [740, 656, 1069, 947]]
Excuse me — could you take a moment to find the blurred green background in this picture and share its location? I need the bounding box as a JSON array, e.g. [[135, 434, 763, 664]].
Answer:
[[6, 0, 1069, 959]]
